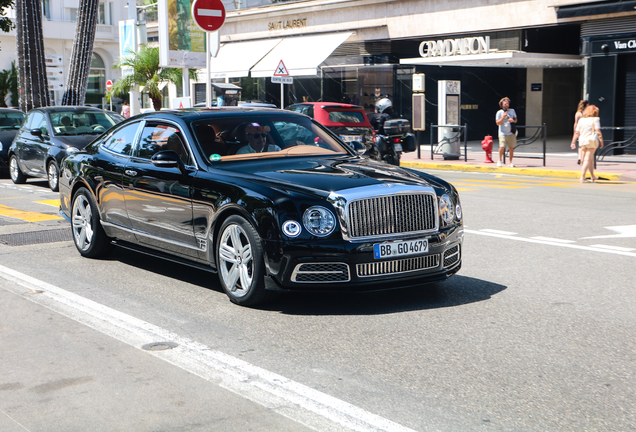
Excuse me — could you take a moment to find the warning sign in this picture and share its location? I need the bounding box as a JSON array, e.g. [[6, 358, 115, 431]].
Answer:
[[273, 60, 289, 76]]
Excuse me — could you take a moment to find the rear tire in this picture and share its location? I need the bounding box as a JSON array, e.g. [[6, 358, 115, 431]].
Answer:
[[216, 215, 272, 307], [9, 155, 26, 184], [71, 187, 112, 258]]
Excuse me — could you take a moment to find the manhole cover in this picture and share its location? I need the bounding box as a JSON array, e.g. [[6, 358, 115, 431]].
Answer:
[[142, 342, 178, 351], [0, 228, 72, 246]]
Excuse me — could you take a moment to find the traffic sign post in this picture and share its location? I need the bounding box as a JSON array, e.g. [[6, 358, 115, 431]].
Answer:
[[191, 0, 226, 108], [273, 60, 290, 108]]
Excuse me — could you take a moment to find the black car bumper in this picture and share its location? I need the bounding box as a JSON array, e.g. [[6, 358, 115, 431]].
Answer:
[[263, 226, 463, 292]]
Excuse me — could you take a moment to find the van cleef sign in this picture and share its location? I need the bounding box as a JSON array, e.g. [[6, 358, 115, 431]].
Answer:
[[419, 36, 490, 57], [268, 18, 307, 30]]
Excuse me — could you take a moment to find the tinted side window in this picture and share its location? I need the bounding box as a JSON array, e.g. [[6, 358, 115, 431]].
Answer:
[[137, 123, 191, 165], [103, 123, 139, 155]]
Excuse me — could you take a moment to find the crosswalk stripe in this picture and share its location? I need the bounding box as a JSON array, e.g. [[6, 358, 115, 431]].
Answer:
[[0, 204, 63, 222]]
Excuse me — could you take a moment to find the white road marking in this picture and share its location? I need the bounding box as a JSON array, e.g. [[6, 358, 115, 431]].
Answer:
[[479, 229, 518, 235], [0, 264, 416, 432], [590, 244, 636, 252], [530, 236, 576, 244], [467, 229, 636, 258], [582, 225, 636, 239]]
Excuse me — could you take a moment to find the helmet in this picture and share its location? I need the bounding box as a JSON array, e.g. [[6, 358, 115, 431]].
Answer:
[[375, 98, 392, 114]]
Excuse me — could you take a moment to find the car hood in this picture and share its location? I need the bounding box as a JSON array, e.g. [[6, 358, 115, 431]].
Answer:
[[53, 134, 97, 149], [222, 156, 440, 196]]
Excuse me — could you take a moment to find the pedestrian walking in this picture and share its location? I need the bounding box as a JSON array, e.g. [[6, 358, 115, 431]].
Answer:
[[571, 104, 603, 182], [573, 99, 589, 165], [495, 97, 517, 167], [121, 101, 130, 119]]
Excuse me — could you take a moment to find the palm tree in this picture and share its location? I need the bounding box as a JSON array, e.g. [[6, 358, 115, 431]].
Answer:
[[109, 45, 197, 111], [16, 0, 50, 111], [62, 0, 99, 105], [0, 68, 11, 107], [0, 0, 14, 32]]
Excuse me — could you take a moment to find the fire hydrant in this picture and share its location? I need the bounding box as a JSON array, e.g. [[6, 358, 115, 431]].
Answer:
[[481, 135, 494, 163]]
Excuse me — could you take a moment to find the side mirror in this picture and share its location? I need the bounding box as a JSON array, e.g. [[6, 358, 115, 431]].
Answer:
[[349, 140, 366, 155], [151, 150, 184, 171], [30, 128, 43, 137]]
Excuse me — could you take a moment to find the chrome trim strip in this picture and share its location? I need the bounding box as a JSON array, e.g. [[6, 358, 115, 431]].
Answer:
[[101, 220, 205, 252], [291, 262, 351, 283], [356, 254, 440, 278]]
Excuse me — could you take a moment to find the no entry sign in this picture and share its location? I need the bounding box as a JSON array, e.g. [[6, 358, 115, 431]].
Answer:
[[191, 0, 226, 32], [106, 80, 113, 91]]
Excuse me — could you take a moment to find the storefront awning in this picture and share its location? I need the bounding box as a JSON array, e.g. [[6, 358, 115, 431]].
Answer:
[[250, 32, 354, 78], [554, 0, 636, 19], [400, 52, 583, 68], [209, 38, 283, 78]]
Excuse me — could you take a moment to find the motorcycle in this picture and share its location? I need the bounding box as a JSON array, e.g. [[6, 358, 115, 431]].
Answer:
[[373, 119, 417, 166]]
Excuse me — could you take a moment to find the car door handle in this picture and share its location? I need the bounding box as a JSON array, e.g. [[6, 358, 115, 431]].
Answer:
[[125, 170, 137, 176]]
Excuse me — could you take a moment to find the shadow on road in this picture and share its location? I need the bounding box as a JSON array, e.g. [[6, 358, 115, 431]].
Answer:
[[112, 249, 505, 315], [263, 276, 506, 315]]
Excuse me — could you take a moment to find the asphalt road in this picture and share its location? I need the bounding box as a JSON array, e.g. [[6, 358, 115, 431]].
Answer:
[[0, 173, 635, 432]]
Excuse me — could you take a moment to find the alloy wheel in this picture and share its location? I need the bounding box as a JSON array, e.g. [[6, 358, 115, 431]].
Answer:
[[218, 223, 254, 298], [72, 194, 94, 252]]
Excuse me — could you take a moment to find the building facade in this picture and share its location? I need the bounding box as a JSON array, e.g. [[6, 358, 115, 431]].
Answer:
[[200, 0, 631, 141], [0, 0, 126, 108]]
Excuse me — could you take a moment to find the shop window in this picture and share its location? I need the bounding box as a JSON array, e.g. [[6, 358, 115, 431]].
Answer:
[[87, 53, 106, 101], [99, 2, 106, 24]]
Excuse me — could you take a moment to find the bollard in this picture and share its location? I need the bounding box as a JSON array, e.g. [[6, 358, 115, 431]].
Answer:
[[481, 135, 494, 163]]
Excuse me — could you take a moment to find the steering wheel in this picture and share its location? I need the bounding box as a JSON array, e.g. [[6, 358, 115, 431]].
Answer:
[[92, 125, 106, 132]]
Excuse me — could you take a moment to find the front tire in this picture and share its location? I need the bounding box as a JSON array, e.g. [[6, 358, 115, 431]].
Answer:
[[9, 155, 26, 184], [71, 187, 111, 258], [47, 161, 60, 192], [216, 215, 271, 306]]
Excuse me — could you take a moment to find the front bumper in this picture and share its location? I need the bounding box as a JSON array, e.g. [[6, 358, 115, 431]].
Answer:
[[264, 225, 463, 292]]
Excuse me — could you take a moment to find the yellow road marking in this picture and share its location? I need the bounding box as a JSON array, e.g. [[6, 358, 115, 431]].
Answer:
[[35, 199, 61, 207], [451, 182, 530, 189], [457, 179, 576, 188], [455, 188, 480, 192], [0, 204, 63, 222]]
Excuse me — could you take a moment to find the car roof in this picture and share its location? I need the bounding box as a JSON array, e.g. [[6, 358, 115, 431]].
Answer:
[[128, 107, 305, 123], [28, 106, 115, 114], [290, 102, 365, 109]]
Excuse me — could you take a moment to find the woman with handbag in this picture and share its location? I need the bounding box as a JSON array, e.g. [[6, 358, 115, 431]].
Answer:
[[573, 100, 589, 165], [571, 104, 603, 183]]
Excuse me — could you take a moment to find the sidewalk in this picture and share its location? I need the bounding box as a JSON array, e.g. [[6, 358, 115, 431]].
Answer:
[[400, 136, 636, 182]]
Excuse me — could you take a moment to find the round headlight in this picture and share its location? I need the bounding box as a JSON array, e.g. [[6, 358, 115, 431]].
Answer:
[[282, 220, 302, 237], [302, 206, 336, 237], [439, 194, 454, 224]]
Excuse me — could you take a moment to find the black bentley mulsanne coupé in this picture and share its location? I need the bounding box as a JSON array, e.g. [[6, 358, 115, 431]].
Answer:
[[59, 108, 463, 306]]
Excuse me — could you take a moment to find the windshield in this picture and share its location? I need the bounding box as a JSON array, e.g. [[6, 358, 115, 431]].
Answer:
[[50, 111, 119, 136], [191, 115, 353, 162], [0, 112, 26, 130]]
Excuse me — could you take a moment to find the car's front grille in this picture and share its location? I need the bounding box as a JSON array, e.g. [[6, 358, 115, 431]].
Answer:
[[291, 263, 350, 283], [357, 254, 440, 277], [443, 244, 460, 268], [347, 193, 437, 239]]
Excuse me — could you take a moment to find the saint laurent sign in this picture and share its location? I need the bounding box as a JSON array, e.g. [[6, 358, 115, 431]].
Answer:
[[268, 18, 307, 30]]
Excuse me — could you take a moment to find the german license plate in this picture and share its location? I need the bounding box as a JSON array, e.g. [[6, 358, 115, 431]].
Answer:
[[374, 238, 429, 259], [393, 143, 403, 152], [340, 135, 362, 143]]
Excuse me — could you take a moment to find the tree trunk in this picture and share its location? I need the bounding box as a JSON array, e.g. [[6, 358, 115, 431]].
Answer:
[[62, 0, 99, 106], [16, 0, 50, 112], [151, 96, 162, 111]]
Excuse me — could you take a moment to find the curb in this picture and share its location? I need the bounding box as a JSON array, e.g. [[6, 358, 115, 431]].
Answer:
[[400, 161, 622, 182]]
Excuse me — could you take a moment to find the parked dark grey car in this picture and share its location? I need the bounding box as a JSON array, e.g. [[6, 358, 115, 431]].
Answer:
[[8, 106, 123, 191], [0, 108, 27, 176]]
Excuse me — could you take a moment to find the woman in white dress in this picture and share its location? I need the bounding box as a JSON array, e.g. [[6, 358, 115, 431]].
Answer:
[[570, 105, 603, 183]]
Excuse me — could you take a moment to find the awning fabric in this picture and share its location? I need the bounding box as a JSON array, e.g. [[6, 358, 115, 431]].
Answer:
[[250, 32, 354, 78], [209, 39, 282, 78], [400, 52, 583, 69]]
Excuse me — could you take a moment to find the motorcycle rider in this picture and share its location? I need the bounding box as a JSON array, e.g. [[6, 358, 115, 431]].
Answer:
[[369, 97, 394, 134]]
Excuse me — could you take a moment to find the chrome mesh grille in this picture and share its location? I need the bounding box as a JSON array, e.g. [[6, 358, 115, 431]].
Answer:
[[443, 244, 460, 268], [292, 263, 350, 283], [357, 254, 440, 277], [347, 194, 436, 238]]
